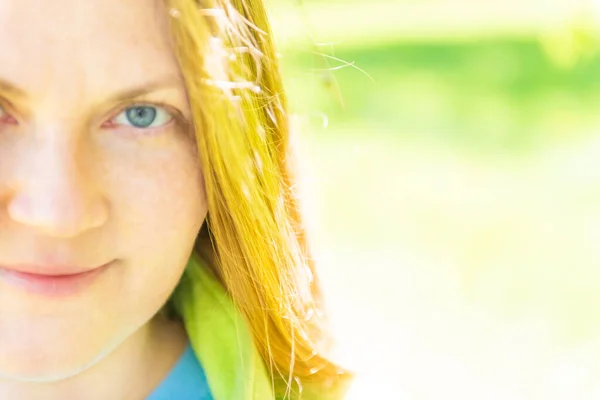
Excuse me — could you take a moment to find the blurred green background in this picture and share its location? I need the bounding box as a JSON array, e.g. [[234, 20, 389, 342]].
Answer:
[[269, 0, 600, 398]]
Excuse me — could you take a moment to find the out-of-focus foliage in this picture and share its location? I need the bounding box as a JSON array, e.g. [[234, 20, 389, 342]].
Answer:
[[541, 7, 600, 68], [268, 0, 600, 398]]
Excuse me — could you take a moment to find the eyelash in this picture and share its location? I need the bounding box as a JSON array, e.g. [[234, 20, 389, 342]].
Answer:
[[0, 103, 17, 125], [103, 103, 176, 132], [0, 102, 179, 133]]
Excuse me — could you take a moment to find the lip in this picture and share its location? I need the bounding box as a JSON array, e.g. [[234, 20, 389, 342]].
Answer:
[[0, 261, 114, 297]]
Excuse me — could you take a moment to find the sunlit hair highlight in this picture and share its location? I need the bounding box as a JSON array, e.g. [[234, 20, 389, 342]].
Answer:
[[164, 0, 351, 398]]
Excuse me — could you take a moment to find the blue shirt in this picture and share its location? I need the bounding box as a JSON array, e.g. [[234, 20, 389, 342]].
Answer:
[[146, 344, 213, 400]]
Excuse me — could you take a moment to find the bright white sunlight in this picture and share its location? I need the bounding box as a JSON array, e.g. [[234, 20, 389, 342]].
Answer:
[[272, 0, 600, 397]]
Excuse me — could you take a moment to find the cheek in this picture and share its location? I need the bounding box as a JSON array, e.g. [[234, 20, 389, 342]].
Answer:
[[112, 145, 207, 281], [103, 138, 207, 309]]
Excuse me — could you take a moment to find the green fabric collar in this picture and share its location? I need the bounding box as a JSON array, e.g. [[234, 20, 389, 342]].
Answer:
[[172, 254, 274, 400], [172, 254, 351, 400]]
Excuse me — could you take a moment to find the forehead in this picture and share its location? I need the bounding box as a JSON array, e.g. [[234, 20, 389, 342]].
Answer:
[[0, 0, 179, 102]]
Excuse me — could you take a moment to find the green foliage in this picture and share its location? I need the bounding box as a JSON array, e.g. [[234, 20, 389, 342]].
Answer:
[[282, 38, 600, 155]]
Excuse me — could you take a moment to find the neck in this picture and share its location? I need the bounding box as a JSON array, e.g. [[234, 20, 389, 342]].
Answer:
[[0, 315, 188, 400]]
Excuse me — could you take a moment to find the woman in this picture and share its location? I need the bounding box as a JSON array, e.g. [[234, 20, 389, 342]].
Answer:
[[0, 0, 351, 399]]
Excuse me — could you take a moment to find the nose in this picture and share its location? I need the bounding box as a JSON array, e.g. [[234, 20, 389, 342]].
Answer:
[[6, 133, 108, 238]]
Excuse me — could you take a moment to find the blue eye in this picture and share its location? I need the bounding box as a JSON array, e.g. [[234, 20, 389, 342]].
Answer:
[[114, 105, 172, 128]]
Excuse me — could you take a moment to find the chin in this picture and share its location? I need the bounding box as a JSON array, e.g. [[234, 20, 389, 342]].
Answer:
[[0, 343, 107, 384], [0, 361, 92, 384], [0, 324, 129, 384]]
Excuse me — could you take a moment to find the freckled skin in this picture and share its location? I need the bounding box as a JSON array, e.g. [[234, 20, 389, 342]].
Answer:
[[0, 0, 207, 397]]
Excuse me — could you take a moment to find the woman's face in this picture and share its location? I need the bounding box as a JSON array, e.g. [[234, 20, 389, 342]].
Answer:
[[0, 0, 206, 380]]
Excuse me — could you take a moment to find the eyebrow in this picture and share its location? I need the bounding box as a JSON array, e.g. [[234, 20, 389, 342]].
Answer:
[[0, 75, 184, 104], [0, 78, 28, 100], [106, 76, 184, 104]]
